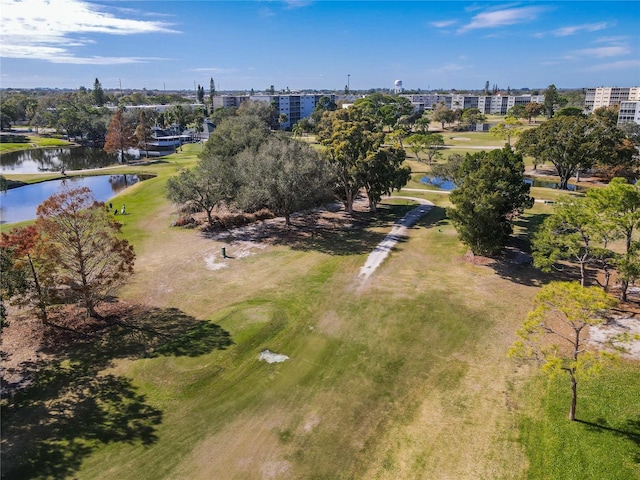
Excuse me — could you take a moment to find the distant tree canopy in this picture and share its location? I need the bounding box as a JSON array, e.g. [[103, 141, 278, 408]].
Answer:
[[447, 146, 533, 256], [352, 93, 413, 130], [516, 115, 633, 189], [167, 113, 335, 226], [316, 106, 410, 214]]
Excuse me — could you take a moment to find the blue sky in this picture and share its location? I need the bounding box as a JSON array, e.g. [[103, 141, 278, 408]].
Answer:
[[1, 1, 639, 91]]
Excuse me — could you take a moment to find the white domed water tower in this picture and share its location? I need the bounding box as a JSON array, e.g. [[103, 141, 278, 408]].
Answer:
[[394, 80, 403, 93]]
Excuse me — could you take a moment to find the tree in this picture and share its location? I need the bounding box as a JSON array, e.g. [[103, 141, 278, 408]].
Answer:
[[447, 147, 533, 256], [461, 108, 486, 129], [352, 93, 412, 131], [506, 104, 526, 120], [414, 111, 431, 133], [104, 108, 136, 162], [489, 116, 523, 146], [524, 102, 544, 124], [202, 114, 270, 158], [515, 116, 627, 190], [166, 155, 238, 225], [543, 84, 567, 118], [359, 146, 410, 212], [1, 225, 56, 325], [593, 105, 620, 127], [278, 113, 288, 131], [36, 186, 135, 318], [509, 281, 619, 421], [532, 195, 600, 287], [587, 178, 640, 301], [317, 109, 384, 214], [0, 99, 18, 130], [405, 133, 444, 164], [555, 106, 585, 118], [135, 110, 153, 158], [93, 78, 105, 107], [197, 84, 205, 104], [236, 136, 335, 225], [432, 104, 455, 129], [209, 78, 216, 110]]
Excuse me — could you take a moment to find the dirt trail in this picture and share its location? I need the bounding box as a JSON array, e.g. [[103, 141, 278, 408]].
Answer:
[[358, 197, 434, 283]]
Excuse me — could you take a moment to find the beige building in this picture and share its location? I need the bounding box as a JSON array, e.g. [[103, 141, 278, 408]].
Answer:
[[585, 86, 640, 111]]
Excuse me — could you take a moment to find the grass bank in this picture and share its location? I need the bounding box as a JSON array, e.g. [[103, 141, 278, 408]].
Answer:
[[0, 133, 72, 153]]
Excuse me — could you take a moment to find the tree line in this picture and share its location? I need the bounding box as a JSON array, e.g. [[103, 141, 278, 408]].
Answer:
[[166, 98, 412, 227]]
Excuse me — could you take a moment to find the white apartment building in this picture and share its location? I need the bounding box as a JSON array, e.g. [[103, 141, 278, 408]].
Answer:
[[208, 94, 335, 129], [400, 94, 544, 115], [618, 101, 640, 125], [585, 86, 640, 111], [245, 93, 336, 129]]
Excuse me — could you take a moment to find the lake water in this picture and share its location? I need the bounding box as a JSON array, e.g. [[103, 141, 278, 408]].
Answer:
[[0, 174, 149, 224], [420, 175, 582, 192], [1, 147, 118, 174]]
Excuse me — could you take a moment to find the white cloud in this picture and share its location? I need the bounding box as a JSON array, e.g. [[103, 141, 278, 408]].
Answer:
[[458, 6, 545, 34], [187, 67, 239, 74], [551, 22, 610, 37], [431, 20, 457, 28], [0, 0, 178, 63], [585, 59, 640, 71], [573, 46, 631, 58], [284, 0, 313, 8]]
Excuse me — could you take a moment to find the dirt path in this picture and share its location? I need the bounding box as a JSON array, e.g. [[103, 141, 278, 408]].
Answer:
[[358, 196, 434, 283]]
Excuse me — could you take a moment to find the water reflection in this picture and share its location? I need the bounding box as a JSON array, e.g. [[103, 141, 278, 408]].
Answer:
[[1, 147, 118, 174], [420, 175, 582, 192], [0, 174, 151, 224]]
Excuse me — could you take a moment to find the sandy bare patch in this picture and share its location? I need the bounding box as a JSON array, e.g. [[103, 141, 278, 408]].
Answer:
[[203, 241, 268, 270], [589, 317, 640, 360], [450, 136, 471, 141], [259, 350, 290, 363]]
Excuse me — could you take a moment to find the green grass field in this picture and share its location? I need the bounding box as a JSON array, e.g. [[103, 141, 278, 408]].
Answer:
[[0, 133, 71, 153], [1, 141, 638, 479]]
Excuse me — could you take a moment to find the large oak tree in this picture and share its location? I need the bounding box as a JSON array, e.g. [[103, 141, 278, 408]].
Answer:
[[516, 116, 631, 190]]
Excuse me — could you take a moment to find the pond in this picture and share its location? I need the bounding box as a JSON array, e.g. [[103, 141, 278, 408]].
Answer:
[[420, 176, 456, 191], [420, 175, 583, 192], [0, 174, 151, 224], [1, 147, 119, 174]]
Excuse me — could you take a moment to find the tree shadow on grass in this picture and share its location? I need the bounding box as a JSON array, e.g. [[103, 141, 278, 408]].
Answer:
[[576, 417, 640, 462], [102, 306, 233, 359], [1, 306, 233, 479], [286, 203, 421, 256]]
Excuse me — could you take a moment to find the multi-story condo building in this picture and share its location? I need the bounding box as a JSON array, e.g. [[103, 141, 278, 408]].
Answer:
[[585, 86, 640, 111], [211, 95, 249, 109], [618, 101, 640, 125], [210, 94, 336, 129], [400, 94, 544, 115]]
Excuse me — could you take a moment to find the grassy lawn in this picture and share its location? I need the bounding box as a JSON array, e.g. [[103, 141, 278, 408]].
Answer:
[[517, 362, 640, 480], [2, 142, 638, 479], [0, 133, 72, 153]]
